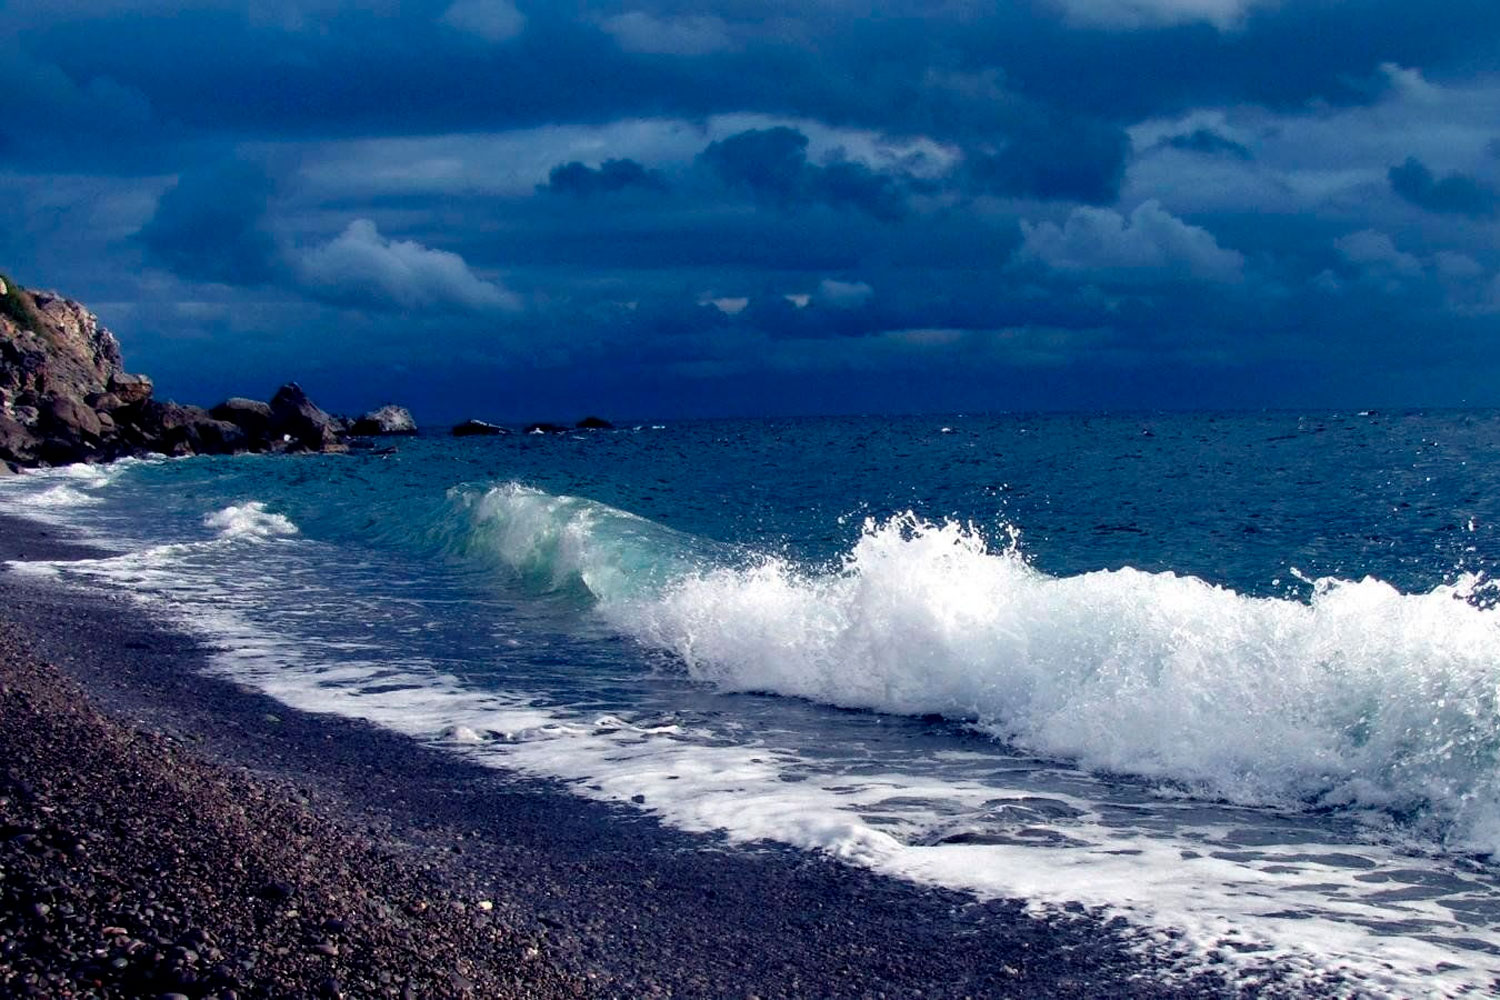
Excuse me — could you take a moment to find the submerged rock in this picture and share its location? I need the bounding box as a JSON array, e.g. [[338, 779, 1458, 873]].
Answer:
[[524, 422, 568, 435], [451, 418, 507, 437], [351, 404, 417, 436], [576, 416, 614, 430]]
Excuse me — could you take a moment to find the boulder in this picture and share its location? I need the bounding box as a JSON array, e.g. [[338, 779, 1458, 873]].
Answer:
[[194, 418, 249, 454], [107, 372, 153, 406], [210, 397, 274, 443], [576, 415, 614, 430], [134, 403, 247, 456], [41, 394, 102, 439], [0, 414, 39, 464], [86, 391, 124, 412], [351, 404, 417, 436], [451, 419, 507, 437], [269, 383, 341, 451]]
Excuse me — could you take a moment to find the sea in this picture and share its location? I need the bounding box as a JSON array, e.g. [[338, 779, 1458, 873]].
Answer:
[[5, 410, 1500, 996]]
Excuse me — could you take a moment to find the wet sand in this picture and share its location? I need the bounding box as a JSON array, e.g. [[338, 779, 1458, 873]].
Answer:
[[0, 512, 1309, 998]]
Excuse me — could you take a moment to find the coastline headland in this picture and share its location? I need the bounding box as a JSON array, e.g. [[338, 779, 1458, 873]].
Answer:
[[0, 276, 415, 470]]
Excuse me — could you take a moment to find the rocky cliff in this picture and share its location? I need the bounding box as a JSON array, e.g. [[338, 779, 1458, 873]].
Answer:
[[0, 277, 412, 470]]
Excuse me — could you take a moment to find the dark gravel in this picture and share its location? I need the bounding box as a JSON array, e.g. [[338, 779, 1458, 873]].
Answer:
[[0, 601, 582, 998], [0, 512, 1348, 998]]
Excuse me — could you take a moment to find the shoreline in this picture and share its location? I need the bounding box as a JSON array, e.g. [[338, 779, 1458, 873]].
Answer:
[[0, 511, 1300, 998]]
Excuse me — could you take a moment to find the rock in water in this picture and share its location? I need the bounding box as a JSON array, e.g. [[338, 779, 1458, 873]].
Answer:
[[576, 416, 614, 430], [451, 419, 507, 436], [351, 405, 417, 436], [270, 382, 342, 451]]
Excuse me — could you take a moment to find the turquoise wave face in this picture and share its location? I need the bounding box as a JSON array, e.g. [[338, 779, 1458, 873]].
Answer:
[[450, 482, 714, 600]]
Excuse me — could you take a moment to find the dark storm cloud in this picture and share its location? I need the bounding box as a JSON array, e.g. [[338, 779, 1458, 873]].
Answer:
[[8, 1, 1498, 167], [1388, 158, 1498, 219], [12, 0, 1500, 417], [964, 115, 1130, 205], [697, 127, 909, 221], [137, 161, 278, 285], [542, 158, 667, 197], [1161, 129, 1253, 160]]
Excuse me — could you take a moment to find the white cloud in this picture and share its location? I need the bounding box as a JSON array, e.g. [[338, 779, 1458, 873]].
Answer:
[[1050, 0, 1273, 30], [1125, 66, 1500, 220], [1019, 200, 1245, 283], [1334, 229, 1422, 278], [1433, 251, 1484, 282], [602, 12, 733, 55], [707, 296, 749, 315], [293, 115, 961, 203], [1329, 233, 1500, 311], [440, 0, 525, 42], [816, 279, 874, 308], [295, 219, 521, 311]]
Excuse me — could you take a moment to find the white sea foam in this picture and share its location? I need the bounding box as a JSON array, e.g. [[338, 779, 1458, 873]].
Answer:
[[203, 502, 299, 539], [0, 461, 120, 526], [30, 484, 104, 508], [469, 485, 1500, 854]]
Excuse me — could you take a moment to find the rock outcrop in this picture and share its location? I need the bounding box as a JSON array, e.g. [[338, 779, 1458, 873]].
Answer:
[[209, 398, 275, 445], [351, 404, 417, 436], [269, 383, 345, 453], [0, 277, 409, 469]]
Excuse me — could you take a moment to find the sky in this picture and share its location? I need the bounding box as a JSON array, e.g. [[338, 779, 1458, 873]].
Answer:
[[4, 0, 1500, 422]]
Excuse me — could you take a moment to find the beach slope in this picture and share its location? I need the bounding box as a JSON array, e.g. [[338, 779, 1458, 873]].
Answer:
[[0, 514, 1278, 998]]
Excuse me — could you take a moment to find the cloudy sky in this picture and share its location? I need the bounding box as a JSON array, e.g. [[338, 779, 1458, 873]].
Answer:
[[5, 0, 1500, 420]]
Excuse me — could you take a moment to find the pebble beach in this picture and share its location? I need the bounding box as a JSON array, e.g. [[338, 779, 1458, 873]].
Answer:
[[0, 512, 1316, 998]]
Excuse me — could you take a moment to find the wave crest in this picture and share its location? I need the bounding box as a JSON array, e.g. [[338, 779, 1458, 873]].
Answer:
[[204, 502, 299, 539]]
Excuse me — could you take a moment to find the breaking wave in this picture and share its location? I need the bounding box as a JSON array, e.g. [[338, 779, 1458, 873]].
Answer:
[[463, 482, 1500, 851]]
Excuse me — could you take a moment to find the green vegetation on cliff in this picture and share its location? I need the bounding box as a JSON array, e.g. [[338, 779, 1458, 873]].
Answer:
[[0, 273, 45, 333]]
